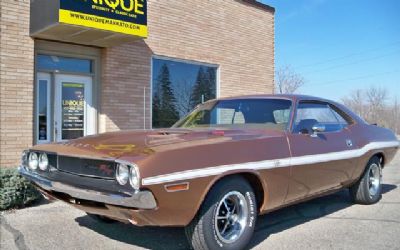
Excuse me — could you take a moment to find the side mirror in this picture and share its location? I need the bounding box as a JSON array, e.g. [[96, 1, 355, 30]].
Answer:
[[311, 124, 325, 137]]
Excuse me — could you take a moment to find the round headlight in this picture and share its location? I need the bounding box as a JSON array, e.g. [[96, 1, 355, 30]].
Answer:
[[116, 163, 129, 185], [28, 152, 38, 170], [38, 153, 49, 171], [129, 165, 140, 190]]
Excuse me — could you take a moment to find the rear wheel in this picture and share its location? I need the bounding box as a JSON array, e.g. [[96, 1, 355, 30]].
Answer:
[[350, 156, 382, 204], [185, 176, 257, 250]]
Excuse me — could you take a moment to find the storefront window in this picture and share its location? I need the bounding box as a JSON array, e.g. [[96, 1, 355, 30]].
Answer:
[[37, 54, 92, 74], [152, 57, 218, 128]]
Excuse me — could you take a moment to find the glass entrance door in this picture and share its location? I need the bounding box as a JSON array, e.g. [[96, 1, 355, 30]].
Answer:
[[35, 54, 95, 144], [55, 74, 94, 141]]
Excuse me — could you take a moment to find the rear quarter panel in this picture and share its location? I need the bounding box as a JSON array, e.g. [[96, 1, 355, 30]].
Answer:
[[347, 123, 399, 182]]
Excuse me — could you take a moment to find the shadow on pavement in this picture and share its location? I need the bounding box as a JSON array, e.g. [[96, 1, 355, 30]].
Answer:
[[75, 216, 190, 249], [75, 184, 396, 250], [25, 196, 50, 209], [249, 184, 396, 248]]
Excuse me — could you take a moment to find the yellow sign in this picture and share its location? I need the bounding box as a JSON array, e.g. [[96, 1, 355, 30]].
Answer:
[[59, 0, 147, 37]]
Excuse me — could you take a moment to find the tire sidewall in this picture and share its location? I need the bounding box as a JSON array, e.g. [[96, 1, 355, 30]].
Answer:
[[363, 158, 382, 203], [202, 179, 257, 250]]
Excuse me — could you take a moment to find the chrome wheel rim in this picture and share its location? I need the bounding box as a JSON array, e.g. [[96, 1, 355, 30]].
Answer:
[[214, 191, 249, 244], [368, 163, 381, 197]]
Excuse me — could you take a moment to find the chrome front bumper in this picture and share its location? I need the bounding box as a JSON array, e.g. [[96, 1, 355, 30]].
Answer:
[[18, 166, 157, 209]]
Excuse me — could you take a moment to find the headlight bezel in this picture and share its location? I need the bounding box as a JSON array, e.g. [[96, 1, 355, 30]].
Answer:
[[21, 150, 29, 167], [115, 161, 140, 190]]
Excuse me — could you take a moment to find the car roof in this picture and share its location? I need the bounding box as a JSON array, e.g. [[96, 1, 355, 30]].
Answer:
[[218, 94, 365, 123], [216, 94, 365, 124], [218, 94, 330, 102]]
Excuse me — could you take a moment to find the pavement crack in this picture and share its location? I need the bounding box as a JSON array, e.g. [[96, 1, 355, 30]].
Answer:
[[0, 215, 29, 250]]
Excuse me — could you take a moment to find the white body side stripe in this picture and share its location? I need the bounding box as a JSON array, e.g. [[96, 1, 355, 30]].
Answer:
[[141, 141, 399, 186]]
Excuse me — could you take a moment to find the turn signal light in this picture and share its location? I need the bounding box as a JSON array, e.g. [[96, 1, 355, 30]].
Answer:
[[164, 182, 189, 192]]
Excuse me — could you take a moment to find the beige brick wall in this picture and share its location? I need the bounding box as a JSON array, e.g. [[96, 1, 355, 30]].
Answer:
[[101, 40, 153, 131], [0, 0, 274, 166], [101, 0, 274, 132], [0, 0, 35, 167]]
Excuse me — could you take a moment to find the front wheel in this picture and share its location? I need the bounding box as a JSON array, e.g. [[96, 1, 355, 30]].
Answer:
[[185, 176, 257, 250], [350, 156, 382, 204]]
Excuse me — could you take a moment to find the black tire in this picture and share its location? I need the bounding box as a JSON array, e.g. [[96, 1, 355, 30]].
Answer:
[[86, 213, 116, 223], [349, 156, 382, 204], [185, 176, 257, 250]]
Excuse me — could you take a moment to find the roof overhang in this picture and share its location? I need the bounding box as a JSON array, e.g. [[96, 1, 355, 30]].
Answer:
[[30, 0, 147, 47]]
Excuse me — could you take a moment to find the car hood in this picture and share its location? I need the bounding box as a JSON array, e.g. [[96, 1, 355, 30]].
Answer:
[[31, 128, 283, 161]]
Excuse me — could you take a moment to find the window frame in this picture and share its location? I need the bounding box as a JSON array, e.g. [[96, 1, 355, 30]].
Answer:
[[150, 55, 220, 129], [36, 54, 93, 74], [36, 73, 52, 144], [290, 100, 353, 134]]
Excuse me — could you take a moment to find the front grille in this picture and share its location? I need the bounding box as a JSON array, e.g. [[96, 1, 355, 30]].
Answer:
[[57, 156, 117, 179]]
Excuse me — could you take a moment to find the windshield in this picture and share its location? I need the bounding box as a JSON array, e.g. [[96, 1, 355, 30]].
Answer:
[[172, 98, 292, 130]]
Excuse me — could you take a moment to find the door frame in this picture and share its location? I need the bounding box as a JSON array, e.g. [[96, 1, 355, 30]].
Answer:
[[36, 72, 52, 144], [34, 40, 101, 145]]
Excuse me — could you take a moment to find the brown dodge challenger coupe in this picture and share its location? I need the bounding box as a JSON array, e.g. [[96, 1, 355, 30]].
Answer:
[[20, 95, 399, 250]]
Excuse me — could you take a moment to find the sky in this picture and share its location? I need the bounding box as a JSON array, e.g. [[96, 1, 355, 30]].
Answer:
[[260, 0, 400, 102]]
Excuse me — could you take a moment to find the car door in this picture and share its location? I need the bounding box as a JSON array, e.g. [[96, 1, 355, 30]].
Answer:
[[285, 101, 356, 203]]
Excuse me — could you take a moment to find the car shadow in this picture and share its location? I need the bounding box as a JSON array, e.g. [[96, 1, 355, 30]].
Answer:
[[249, 183, 397, 249], [75, 184, 396, 250], [75, 216, 190, 249]]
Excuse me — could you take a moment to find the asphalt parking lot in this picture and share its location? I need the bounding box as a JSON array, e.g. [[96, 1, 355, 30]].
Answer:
[[1, 152, 400, 250]]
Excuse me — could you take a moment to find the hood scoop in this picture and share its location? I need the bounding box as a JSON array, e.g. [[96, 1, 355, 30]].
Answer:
[[155, 129, 191, 135], [146, 132, 187, 146]]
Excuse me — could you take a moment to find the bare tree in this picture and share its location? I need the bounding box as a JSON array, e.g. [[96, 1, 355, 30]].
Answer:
[[391, 97, 399, 134], [341, 89, 366, 118], [275, 65, 305, 94], [366, 86, 388, 124], [174, 79, 194, 117], [342, 86, 399, 134]]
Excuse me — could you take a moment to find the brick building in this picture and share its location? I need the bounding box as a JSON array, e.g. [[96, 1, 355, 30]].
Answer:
[[0, 0, 275, 167]]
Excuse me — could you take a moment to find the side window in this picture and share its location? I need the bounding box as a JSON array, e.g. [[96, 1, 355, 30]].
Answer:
[[330, 107, 349, 128], [294, 102, 344, 134]]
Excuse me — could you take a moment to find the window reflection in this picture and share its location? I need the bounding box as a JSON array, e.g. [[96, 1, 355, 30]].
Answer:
[[152, 58, 217, 128], [37, 54, 92, 74], [38, 80, 48, 141]]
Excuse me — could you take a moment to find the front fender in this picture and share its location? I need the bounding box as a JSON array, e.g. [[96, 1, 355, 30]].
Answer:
[[137, 169, 268, 227]]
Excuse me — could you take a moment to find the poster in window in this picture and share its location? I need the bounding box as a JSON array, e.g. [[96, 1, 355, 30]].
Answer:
[[62, 83, 85, 140]]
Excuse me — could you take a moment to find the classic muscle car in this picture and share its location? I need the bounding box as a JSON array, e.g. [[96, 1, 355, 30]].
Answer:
[[20, 95, 399, 250]]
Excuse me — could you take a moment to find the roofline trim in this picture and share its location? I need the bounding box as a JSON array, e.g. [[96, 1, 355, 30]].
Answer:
[[241, 0, 275, 13]]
